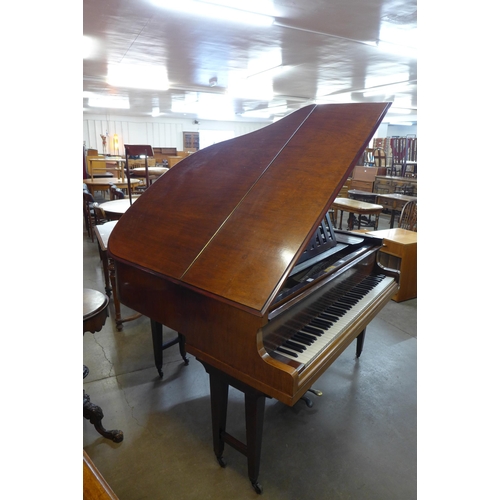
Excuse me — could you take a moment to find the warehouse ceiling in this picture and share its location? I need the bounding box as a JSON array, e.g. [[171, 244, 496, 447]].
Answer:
[[83, 0, 417, 124]]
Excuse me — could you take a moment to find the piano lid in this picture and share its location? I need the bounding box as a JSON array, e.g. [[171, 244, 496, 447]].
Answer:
[[108, 103, 390, 315]]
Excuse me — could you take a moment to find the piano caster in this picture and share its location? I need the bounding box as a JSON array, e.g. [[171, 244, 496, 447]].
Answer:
[[300, 388, 323, 408], [217, 456, 227, 468], [252, 480, 263, 495]]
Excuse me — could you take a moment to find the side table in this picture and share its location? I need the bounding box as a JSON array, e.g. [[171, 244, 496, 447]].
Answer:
[[366, 228, 417, 302], [83, 288, 124, 442]]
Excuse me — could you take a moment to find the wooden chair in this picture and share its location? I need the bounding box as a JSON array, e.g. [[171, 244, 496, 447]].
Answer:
[[110, 184, 125, 200], [83, 190, 108, 242], [398, 200, 417, 232]]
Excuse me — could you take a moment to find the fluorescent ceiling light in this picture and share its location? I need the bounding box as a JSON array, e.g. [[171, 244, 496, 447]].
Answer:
[[389, 122, 415, 126], [151, 0, 275, 26], [241, 109, 271, 119], [107, 64, 169, 90], [388, 107, 412, 115], [83, 36, 95, 59], [376, 40, 417, 59], [87, 95, 130, 109]]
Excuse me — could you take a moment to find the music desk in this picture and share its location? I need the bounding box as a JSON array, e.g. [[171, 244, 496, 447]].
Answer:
[[331, 198, 383, 230], [366, 228, 417, 302]]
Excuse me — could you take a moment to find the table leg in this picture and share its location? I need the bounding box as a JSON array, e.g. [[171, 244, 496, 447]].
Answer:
[[83, 364, 123, 443], [83, 389, 124, 443]]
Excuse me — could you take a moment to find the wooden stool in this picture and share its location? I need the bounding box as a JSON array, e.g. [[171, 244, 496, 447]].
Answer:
[[331, 198, 383, 230], [83, 288, 124, 443]]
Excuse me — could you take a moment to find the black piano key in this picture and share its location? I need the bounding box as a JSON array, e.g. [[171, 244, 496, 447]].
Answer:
[[283, 340, 306, 352], [310, 318, 333, 329], [302, 325, 324, 335], [277, 347, 298, 358], [292, 333, 315, 345], [319, 313, 339, 322]]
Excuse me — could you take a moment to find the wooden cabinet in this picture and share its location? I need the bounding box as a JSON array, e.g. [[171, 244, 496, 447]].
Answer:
[[183, 131, 199, 151], [374, 176, 417, 196], [350, 179, 373, 191], [351, 166, 387, 192], [367, 228, 417, 302]]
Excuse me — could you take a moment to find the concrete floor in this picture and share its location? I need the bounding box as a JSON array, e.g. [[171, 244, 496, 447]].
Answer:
[[83, 211, 417, 499]]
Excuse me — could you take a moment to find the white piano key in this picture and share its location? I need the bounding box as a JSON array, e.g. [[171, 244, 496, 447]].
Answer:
[[276, 276, 395, 366]]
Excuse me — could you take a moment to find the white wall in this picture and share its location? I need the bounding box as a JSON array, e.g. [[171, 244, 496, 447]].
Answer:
[[83, 113, 417, 156], [83, 113, 268, 155]]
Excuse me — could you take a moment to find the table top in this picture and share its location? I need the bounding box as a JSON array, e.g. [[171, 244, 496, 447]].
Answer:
[[366, 228, 417, 244], [376, 193, 417, 202], [348, 189, 378, 196], [95, 221, 119, 250], [332, 197, 383, 212], [131, 167, 168, 176], [98, 198, 137, 215], [88, 157, 126, 163], [83, 288, 109, 321], [83, 177, 141, 186]]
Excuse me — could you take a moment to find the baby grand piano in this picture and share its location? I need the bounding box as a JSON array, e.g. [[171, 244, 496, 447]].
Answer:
[[108, 103, 399, 493]]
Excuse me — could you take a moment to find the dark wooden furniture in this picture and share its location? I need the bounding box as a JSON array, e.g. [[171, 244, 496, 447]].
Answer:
[[108, 103, 399, 493], [83, 289, 123, 443], [347, 189, 378, 203]]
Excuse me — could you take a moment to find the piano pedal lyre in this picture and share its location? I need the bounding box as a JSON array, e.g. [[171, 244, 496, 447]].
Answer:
[[300, 388, 323, 408]]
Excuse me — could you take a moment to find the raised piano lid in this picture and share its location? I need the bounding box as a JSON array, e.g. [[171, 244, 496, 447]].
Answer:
[[108, 103, 391, 316]]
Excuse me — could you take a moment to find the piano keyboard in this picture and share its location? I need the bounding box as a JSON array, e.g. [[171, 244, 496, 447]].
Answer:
[[272, 274, 395, 367]]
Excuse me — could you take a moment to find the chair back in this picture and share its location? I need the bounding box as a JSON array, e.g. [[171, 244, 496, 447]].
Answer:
[[110, 184, 125, 200], [398, 200, 417, 231]]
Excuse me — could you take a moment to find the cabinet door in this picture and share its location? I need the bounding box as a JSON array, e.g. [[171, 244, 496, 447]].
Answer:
[[374, 178, 393, 194], [350, 180, 373, 192]]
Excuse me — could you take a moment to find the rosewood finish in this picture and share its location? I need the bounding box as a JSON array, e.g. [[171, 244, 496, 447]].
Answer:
[[107, 103, 396, 492]]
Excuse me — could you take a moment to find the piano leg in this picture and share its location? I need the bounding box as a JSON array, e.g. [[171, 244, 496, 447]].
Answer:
[[202, 362, 267, 495], [150, 320, 189, 378], [151, 319, 165, 377], [356, 328, 366, 358]]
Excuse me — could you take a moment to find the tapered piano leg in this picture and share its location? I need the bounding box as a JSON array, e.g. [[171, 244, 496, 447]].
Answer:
[[208, 370, 229, 467], [245, 391, 266, 494], [356, 328, 366, 358], [202, 361, 267, 494], [151, 319, 164, 377]]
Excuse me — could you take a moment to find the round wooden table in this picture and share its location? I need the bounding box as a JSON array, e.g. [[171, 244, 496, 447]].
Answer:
[[83, 288, 124, 443], [83, 177, 142, 198], [98, 197, 138, 219], [131, 166, 168, 177]]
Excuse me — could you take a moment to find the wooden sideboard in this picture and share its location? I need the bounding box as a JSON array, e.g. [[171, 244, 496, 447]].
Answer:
[[374, 176, 417, 196]]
